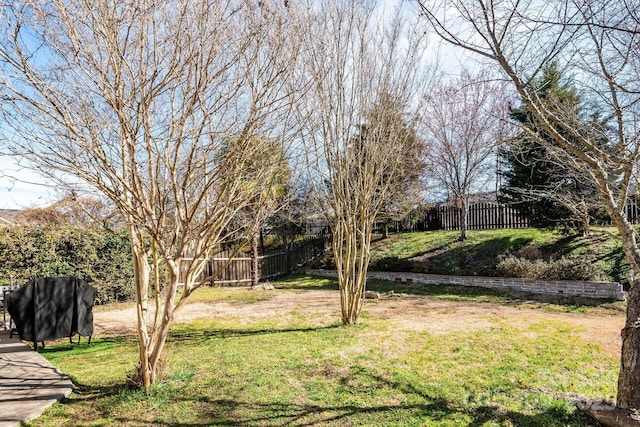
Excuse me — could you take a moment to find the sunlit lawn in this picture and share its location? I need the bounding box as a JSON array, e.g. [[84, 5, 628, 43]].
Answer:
[[30, 275, 619, 426]]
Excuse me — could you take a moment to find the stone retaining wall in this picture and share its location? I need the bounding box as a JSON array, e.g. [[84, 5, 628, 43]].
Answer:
[[307, 269, 627, 301]]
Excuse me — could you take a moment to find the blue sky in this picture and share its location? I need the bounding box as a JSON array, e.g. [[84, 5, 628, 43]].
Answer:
[[0, 156, 56, 210], [0, 1, 471, 211]]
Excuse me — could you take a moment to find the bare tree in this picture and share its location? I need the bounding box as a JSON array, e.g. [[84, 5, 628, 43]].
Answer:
[[417, 0, 640, 421], [298, 0, 429, 325], [367, 92, 426, 239], [0, 0, 299, 387], [14, 195, 120, 227], [421, 71, 511, 240], [219, 136, 290, 287]]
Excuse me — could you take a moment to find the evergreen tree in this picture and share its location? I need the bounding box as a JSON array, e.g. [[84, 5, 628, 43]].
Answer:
[[351, 93, 425, 238], [499, 63, 606, 232]]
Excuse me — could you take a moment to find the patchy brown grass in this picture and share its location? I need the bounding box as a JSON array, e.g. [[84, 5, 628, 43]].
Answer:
[[94, 283, 624, 358]]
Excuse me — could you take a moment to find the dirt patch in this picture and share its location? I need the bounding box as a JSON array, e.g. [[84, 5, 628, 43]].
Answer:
[[94, 288, 624, 357]]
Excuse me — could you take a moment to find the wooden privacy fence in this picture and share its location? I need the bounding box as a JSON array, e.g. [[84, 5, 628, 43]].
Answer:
[[179, 234, 330, 286], [435, 203, 529, 230], [383, 203, 530, 233], [433, 200, 640, 230], [625, 196, 640, 225]]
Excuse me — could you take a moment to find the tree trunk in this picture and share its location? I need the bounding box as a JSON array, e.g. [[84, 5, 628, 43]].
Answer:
[[600, 190, 640, 411], [146, 261, 182, 386], [129, 230, 182, 388], [281, 227, 287, 251], [129, 228, 153, 387], [576, 399, 640, 427], [459, 199, 469, 241], [382, 224, 389, 239], [618, 279, 640, 410], [260, 229, 265, 254], [334, 216, 371, 325], [577, 200, 591, 237], [251, 233, 260, 287], [582, 213, 591, 237]]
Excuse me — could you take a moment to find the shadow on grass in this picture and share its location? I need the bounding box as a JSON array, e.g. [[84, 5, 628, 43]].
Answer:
[[596, 244, 628, 284], [275, 273, 339, 291], [371, 236, 536, 276], [38, 336, 135, 355], [57, 365, 584, 426], [167, 324, 341, 343], [199, 401, 581, 427], [538, 234, 591, 259], [365, 278, 622, 309], [370, 232, 460, 261], [421, 236, 535, 276]]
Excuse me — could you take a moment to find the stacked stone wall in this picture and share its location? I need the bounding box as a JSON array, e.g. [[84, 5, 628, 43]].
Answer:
[[307, 269, 626, 300]]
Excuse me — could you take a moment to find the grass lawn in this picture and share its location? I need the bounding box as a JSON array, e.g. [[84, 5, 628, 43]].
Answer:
[[28, 274, 620, 426], [366, 228, 628, 281]]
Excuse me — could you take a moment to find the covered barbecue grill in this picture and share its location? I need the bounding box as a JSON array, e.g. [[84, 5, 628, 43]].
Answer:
[[7, 276, 97, 350]]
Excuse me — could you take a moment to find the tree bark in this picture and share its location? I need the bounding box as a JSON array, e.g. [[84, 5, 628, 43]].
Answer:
[[129, 229, 152, 387], [335, 215, 371, 325], [618, 281, 640, 409], [251, 233, 260, 287], [603, 197, 640, 410], [459, 198, 469, 241], [576, 399, 640, 427], [147, 261, 181, 385]]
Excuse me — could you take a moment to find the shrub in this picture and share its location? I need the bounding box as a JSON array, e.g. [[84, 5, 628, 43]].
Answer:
[[515, 245, 543, 260], [0, 225, 133, 304], [496, 254, 605, 281], [306, 253, 334, 270], [496, 255, 547, 279], [541, 257, 604, 281], [369, 256, 416, 272]]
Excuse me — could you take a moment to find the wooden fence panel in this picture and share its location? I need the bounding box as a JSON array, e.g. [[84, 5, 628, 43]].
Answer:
[[210, 256, 252, 285], [463, 203, 529, 230], [626, 196, 640, 224], [179, 234, 330, 286], [379, 197, 640, 232], [417, 203, 529, 231]]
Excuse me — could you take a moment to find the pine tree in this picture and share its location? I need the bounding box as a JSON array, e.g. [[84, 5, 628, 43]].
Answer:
[[499, 63, 605, 232]]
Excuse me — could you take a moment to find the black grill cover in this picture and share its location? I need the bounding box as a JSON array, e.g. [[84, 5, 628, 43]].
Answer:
[[7, 276, 97, 344]]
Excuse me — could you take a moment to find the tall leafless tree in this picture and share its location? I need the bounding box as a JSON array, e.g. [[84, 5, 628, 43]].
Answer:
[[417, 0, 640, 421], [219, 136, 290, 287], [298, 0, 430, 325], [421, 71, 511, 240], [368, 92, 426, 239], [0, 0, 299, 387]]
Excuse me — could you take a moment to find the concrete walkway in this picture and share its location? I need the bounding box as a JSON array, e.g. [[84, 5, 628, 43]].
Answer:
[[0, 331, 72, 427]]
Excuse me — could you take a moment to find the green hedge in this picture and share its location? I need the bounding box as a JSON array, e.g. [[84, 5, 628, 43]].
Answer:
[[0, 225, 134, 304]]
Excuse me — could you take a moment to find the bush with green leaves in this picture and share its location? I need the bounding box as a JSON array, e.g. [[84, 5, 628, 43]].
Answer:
[[0, 225, 133, 304]]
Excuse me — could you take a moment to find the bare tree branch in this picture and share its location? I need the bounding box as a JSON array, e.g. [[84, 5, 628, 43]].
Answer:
[[0, 0, 300, 386], [298, 0, 430, 324], [416, 0, 640, 414]]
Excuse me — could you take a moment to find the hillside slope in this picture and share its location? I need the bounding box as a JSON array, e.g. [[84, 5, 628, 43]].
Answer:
[[366, 228, 628, 283]]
